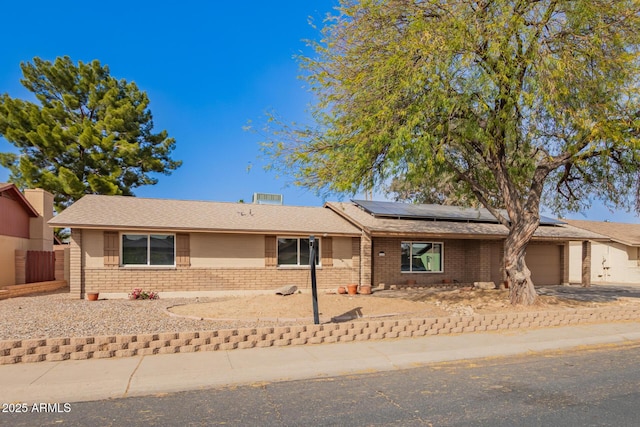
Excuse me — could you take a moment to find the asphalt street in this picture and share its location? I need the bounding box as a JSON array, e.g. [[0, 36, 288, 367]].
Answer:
[[2, 342, 640, 426]]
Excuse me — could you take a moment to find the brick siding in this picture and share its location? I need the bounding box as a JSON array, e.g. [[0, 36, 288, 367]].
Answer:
[[0, 281, 68, 300], [70, 229, 83, 298], [372, 237, 505, 287], [82, 267, 357, 293]]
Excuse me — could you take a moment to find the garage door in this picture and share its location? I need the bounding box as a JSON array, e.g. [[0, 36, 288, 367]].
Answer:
[[525, 244, 561, 286]]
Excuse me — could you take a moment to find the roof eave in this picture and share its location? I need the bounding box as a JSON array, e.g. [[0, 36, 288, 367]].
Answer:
[[49, 223, 361, 237], [369, 230, 507, 239]]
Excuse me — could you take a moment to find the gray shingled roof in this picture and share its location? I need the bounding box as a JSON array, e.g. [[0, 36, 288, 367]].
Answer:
[[564, 219, 640, 246], [326, 202, 608, 241], [49, 195, 361, 236]]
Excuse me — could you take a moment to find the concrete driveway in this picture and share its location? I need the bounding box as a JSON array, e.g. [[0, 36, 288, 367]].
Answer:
[[538, 284, 640, 303]]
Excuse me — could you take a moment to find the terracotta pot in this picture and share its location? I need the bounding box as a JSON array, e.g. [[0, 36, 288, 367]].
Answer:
[[359, 285, 372, 295], [442, 279, 452, 284], [337, 286, 347, 294], [347, 284, 358, 295], [87, 292, 99, 301], [407, 279, 417, 285]]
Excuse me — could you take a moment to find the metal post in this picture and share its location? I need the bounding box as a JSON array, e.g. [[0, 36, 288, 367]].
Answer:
[[309, 236, 320, 324]]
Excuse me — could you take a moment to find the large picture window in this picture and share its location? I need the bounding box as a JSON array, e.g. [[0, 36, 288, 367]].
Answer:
[[277, 237, 320, 266], [401, 242, 443, 272], [122, 234, 175, 266]]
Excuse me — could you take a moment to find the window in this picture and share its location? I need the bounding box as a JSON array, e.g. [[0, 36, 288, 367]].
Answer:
[[277, 237, 320, 266], [401, 242, 443, 272], [122, 234, 175, 266]]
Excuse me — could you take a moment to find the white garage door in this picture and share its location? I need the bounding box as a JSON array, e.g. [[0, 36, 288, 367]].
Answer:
[[525, 244, 561, 286]]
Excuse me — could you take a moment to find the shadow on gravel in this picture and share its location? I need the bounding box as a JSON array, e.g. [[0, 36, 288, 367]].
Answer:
[[330, 307, 364, 322], [537, 285, 640, 303]]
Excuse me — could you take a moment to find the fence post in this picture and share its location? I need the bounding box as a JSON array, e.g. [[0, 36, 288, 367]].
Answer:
[[15, 250, 26, 285]]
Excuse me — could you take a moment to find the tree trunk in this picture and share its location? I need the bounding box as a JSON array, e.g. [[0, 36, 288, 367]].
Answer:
[[504, 221, 539, 306]]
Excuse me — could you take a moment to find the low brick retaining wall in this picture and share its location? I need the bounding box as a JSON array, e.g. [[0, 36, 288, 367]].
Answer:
[[2, 306, 639, 365], [0, 281, 68, 300]]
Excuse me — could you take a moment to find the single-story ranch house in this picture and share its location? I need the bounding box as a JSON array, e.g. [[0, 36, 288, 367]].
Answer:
[[48, 196, 604, 299], [566, 219, 640, 285]]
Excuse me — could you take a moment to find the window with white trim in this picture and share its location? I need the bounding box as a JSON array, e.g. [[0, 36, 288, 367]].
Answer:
[[121, 234, 175, 266], [401, 242, 443, 272], [277, 237, 320, 266]]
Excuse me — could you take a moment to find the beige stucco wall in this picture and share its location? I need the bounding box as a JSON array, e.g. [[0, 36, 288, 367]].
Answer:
[[77, 232, 355, 269], [83, 229, 104, 268], [0, 235, 30, 287], [332, 237, 353, 268], [191, 233, 265, 268], [568, 241, 582, 283], [569, 241, 640, 284]]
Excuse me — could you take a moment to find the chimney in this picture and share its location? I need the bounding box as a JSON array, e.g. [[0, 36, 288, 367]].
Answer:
[[24, 189, 54, 251]]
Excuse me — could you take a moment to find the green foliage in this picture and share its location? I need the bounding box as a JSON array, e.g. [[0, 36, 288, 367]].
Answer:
[[0, 56, 181, 211], [262, 0, 640, 223]]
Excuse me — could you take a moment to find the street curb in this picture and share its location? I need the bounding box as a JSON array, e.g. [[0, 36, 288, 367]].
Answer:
[[1, 306, 639, 365]]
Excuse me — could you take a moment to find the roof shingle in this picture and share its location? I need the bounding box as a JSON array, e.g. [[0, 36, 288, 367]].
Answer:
[[49, 195, 361, 236]]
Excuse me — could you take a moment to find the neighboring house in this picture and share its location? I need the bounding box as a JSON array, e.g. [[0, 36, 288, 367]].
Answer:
[[326, 200, 604, 289], [0, 183, 54, 287], [50, 195, 604, 299], [565, 219, 640, 284]]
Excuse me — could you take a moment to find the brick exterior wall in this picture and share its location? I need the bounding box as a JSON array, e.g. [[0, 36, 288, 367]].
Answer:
[[70, 229, 83, 299], [372, 237, 505, 287], [82, 266, 356, 294], [582, 240, 592, 286], [561, 243, 569, 284], [68, 227, 568, 297], [360, 232, 372, 286], [0, 280, 67, 300], [67, 230, 361, 297]]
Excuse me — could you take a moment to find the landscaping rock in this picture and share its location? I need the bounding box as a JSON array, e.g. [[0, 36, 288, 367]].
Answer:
[[275, 285, 298, 296], [473, 281, 496, 290]]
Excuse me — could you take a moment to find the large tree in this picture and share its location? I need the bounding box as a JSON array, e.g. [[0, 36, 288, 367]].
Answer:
[[0, 56, 181, 211], [262, 0, 640, 305]]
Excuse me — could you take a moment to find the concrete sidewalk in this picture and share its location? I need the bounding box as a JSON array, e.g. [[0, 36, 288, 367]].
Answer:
[[2, 322, 639, 404]]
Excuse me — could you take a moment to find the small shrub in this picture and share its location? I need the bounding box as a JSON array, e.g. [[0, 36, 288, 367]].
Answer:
[[128, 288, 159, 300]]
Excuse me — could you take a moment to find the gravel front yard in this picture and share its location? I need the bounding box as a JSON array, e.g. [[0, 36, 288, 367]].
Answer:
[[3, 285, 639, 341]]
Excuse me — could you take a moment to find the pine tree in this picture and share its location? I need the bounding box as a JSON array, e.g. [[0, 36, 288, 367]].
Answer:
[[0, 56, 181, 211]]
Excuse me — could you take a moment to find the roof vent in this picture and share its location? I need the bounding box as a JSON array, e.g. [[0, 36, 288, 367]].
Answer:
[[252, 193, 283, 205]]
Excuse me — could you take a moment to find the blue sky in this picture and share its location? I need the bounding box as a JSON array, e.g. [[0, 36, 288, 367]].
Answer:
[[0, 0, 637, 223]]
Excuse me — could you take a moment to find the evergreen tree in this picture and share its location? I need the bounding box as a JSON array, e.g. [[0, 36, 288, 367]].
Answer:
[[0, 56, 181, 211]]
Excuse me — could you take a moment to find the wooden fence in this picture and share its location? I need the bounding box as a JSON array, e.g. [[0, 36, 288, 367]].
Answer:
[[25, 251, 55, 284]]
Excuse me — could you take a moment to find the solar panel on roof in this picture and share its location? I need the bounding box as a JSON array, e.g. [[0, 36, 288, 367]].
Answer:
[[352, 200, 564, 226]]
